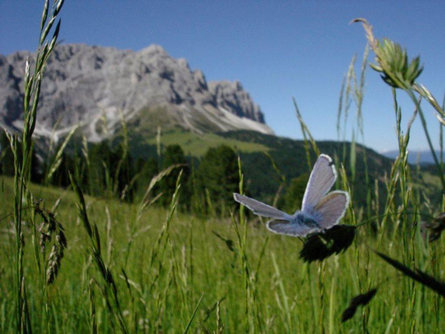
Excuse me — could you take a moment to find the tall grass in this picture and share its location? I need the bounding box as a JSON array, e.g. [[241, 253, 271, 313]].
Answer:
[[6, 1, 64, 332], [2, 4, 445, 333]]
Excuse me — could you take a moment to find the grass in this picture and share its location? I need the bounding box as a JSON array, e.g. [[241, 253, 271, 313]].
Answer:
[[144, 130, 270, 157], [2, 2, 445, 333], [1, 176, 445, 333], [125, 106, 270, 158]]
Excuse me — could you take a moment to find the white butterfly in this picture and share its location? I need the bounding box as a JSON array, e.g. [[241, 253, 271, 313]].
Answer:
[[234, 154, 349, 237]]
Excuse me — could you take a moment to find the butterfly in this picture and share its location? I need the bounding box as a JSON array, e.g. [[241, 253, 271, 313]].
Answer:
[[233, 154, 349, 237]]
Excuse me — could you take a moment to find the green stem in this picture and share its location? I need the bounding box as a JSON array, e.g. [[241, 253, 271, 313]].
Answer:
[[406, 89, 445, 191]]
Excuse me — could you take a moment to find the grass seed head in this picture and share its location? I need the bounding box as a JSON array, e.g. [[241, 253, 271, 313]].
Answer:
[[341, 288, 378, 322], [300, 224, 356, 262]]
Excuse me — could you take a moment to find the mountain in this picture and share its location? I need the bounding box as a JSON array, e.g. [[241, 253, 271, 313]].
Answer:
[[0, 44, 272, 142], [382, 150, 442, 165]]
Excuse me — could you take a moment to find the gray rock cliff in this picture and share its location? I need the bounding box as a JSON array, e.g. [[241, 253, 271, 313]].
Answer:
[[0, 44, 273, 141]]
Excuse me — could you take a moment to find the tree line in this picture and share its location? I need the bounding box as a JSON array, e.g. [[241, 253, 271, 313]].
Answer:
[[0, 131, 247, 216]]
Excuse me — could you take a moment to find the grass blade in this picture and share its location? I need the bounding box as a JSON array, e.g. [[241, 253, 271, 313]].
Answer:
[[183, 293, 204, 334]]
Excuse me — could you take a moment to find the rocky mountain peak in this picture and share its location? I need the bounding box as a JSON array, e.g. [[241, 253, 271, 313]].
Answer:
[[0, 43, 273, 141], [208, 80, 265, 124], [139, 44, 168, 57]]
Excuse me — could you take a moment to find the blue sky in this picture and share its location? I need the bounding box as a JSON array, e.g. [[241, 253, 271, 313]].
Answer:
[[1, 1, 445, 153]]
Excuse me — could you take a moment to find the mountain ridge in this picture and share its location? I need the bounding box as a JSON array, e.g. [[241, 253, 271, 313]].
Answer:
[[381, 149, 442, 165], [0, 43, 273, 142]]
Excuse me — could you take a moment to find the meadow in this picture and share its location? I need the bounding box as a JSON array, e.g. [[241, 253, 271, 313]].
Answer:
[[2, 2, 445, 333]]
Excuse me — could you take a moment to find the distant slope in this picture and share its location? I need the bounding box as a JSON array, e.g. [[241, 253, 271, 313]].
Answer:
[[125, 129, 399, 204], [382, 150, 443, 165], [127, 129, 269, 158], [219, 131, 396, 202]]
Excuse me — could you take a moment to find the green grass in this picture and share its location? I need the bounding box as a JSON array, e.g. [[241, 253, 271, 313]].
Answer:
[[1, 175, 445, 332], [124, 106, 270, 158], [146, 130, 270, 157], [127, 106, 183, 135]]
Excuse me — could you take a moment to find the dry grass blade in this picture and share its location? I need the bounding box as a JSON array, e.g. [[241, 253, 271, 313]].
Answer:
[[375, 251, 445, 298], [203, 297, 226, 322], [45, 125, 78, 183], [341, 288, 377, 322], [351, 18, 377, 51], [300, 225, 356, 263], [414, 84, 445, 119], [137, 163, 184, 215], [293, 98, 320, 166]]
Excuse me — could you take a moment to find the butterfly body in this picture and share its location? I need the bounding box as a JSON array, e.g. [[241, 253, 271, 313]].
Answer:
[[266, 211, 321, 237], [293, 212, 320, 229], [234, 154, 349, 238]]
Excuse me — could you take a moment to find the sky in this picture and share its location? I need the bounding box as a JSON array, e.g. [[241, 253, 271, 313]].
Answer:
[[1, 1, 445, 153]]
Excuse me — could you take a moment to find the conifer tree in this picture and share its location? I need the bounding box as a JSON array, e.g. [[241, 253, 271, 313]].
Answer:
[[195, 145, 239, 215]]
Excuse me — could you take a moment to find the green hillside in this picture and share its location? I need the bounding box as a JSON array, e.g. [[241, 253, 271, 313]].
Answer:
[[126, 129, 389, 201], [121, 128, 442, 211], [147, 130, 271, 157]]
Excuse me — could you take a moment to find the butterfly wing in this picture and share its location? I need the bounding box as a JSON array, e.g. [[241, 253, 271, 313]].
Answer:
[[301, 154, 337, 215], [311, 191, 349, 229], [266, 218, 319, 237], [233, 193, 290, 219]]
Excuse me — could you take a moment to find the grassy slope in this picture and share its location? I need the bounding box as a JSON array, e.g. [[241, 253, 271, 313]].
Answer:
[[124, 128, 441, 207], [1, 175, 445, 332], [147, 130, 270, 157], [123, 106, 271, 158]]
